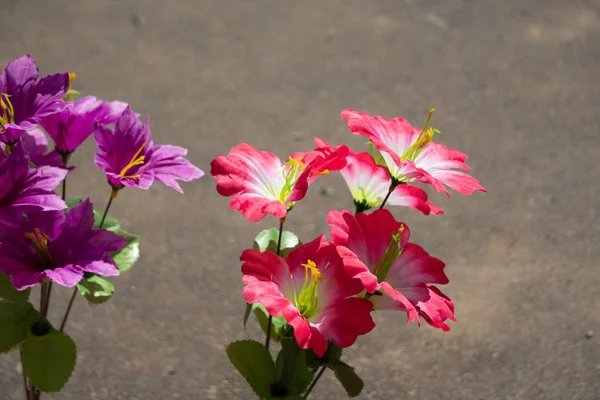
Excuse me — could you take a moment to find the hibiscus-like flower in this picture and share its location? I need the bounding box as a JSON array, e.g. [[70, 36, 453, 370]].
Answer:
[[341, 109, 486, 196], [0, 198, 128, 290], [241, 235, 375, 356], [339, 149, 442, 215], [40, 96, 127, 156], [211, 141, 347, 222], [0, 55, 69, 144], [94, 106, 204, 193], [0, 142, 66, 225], [328, 209, 455, 331]]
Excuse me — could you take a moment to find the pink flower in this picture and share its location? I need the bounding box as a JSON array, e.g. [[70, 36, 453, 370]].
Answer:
[[339, 149, 442, 215], [241, 235, 375, 356], [341, 109, 486, 196], [327, 209, 456, 331], [211, 143, 344, 222]]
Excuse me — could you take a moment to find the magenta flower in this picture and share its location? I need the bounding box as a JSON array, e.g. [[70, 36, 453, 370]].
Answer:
[[0, 143, 67, 225], [338, 149, 441, 215], [211, 141, 347, 222], [0, 198, 128, 290], [39, 96, 123, 155], [327, 209, 456, 331], [0, 55, 69, 144], [0, 128, 62, 168], [94, 106, 204, 192], [241, 235, 375, 356], [341, 109, 486, 196]]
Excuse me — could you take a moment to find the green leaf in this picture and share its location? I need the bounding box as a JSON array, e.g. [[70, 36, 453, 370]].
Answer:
[[20, 329, 77, 393], [93, 210, 120, 231], [0, 301, 39, 353], [253, 229, 301, 258], [275, 338, 314, 395], [272, 396, 304, 400], [76, 275, 115, 305], [243, 302, 252, 329], [327, 361, 364, 398], [226, 340, 276, 398], [253, 303, 288, 343], [305, 343, 343, 370], [111, 230, 140, 273], [65, 198, 83, 209], [0, 272, 30, 303]]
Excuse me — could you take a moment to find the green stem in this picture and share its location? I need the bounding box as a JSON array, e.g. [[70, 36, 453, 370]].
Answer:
[[266, 217, 286, 350], [303, 366, 326, 398], [378, 182, 397, 210], [59, 189, 117, 332]]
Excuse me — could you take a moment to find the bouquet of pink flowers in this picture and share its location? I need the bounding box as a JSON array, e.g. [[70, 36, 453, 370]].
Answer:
[[211, 108, 485, 398]]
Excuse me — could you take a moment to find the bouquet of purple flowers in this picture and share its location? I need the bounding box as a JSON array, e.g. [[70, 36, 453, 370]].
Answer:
[[0, 55, 203, 399]]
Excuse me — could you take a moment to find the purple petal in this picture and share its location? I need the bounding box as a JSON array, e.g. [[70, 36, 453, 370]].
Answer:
[[82, 259, 119, 277], [42, 266, 83, 287], [0, 55, 39, 94], [86, 229, 129, 253], [21, 165, 68, 192], [64, 198, 94, 234], [9, 270, 43, 290], [147, 145, 204, 193]]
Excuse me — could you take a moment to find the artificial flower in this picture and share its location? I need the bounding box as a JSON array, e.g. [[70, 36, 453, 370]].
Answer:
[[328, 209, 455, 330], [0, 55, 69, 144], [341, 109, 485, 196], [0, 127, 62, 167], [211, 142, 346, 222], [94, 106, 204, 192], [39, 96, 120, 155], [241, 235, 375, 356], [0, 142, 66, 225], [339, 150, 441, 214], [0, 198, 128, 290]]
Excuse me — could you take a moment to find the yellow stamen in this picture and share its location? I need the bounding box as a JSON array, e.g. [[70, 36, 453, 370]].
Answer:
[[24, 228, 53, 268], [279, 157, 308, 204], [68, 73, 77, 83], [403, 108, 438, 161], [0, 93, 15, 127], [295, 259, 322, 319], [119, 142, 147, 179]]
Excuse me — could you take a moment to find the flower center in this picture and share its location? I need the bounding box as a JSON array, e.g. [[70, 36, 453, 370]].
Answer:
[[278, 157, 306, 205], [295, 259, 322, 320], [0, 93, 15, 128], [402, 108, 438, 161], [24, 228, 54, 269], [373, 225, 405, 283], [119, 142, 147, 179]]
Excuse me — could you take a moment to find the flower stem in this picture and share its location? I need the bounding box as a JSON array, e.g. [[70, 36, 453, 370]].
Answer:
[[303, 366, 326, 398], [266, 217, 286, 350], [99, 189, 118, 228], [60, 154, 69, 201], [59, 288, 77, 332], [59, 188, 118, 332], [379, 182, 397, 210]]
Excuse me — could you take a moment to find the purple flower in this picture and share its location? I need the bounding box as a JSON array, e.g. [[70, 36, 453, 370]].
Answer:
[[0, 55, 69, 144], [0, 199, 128, 289], [94, 106, 204, 192], [0, 128, 63, 167], [39, 96, 128, 155], [0, 142, 67, 225]]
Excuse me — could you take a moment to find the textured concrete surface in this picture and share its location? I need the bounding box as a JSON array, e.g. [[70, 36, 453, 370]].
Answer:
[[1, 0, 599, 399]]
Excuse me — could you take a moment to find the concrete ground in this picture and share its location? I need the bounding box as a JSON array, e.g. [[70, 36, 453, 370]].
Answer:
[[1, 0, 599, 399]]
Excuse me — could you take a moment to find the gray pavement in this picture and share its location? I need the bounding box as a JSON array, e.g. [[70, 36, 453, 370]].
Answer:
[[1, 0, 599, 399]]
